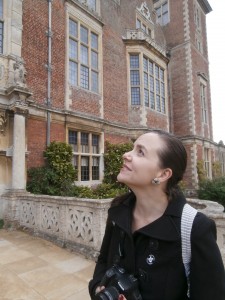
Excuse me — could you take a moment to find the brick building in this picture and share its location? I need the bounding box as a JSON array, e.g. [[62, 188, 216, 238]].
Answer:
[[0, 0, 225, 208]]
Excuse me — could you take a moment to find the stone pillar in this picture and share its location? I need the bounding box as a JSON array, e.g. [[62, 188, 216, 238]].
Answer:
[[11, 101, 29, 190]]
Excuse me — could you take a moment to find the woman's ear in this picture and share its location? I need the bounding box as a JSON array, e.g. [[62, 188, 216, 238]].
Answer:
[[158, 168, 172, 183]]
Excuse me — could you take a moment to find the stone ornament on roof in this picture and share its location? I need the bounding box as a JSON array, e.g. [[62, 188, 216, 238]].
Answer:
[[137, 1, 153, 23]]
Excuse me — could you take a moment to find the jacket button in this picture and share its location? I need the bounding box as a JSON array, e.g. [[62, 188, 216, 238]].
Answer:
[[149, 239, 159, 251]]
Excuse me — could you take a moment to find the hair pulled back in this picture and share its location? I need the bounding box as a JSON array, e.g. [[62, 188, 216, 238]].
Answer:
[[150, 129, 187, 199]]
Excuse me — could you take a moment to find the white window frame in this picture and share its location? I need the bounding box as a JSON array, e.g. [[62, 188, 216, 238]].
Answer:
[[194, 2, 201, 31], [69, 18, 100, 93], [204, 148, 211, 178], [129, 52, 166, 114], [68, 130, 102, 183], [155, 1, 169, 26], [200, 82, 208, 124]]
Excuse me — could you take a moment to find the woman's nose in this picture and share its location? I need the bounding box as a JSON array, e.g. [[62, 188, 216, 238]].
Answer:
[[123, 151, 132, 160]]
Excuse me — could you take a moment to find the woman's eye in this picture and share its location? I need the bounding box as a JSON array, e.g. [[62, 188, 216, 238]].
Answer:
[[138, 149, 144, 156]]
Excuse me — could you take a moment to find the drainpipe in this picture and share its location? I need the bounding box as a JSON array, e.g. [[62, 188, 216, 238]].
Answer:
[[46, 0, 52, 146]]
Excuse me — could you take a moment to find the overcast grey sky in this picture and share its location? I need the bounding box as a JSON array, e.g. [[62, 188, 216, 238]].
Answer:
[[206, 1, 225, 143]]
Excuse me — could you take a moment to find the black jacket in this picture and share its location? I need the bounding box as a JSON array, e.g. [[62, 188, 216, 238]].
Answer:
[[89, 192, 225, 299]]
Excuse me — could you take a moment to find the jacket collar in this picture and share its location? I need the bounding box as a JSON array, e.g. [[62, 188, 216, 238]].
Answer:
[[108, 192, 186, 241]]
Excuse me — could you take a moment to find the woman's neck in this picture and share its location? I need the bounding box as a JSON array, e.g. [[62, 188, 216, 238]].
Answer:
[[131, 188, 169, 232]]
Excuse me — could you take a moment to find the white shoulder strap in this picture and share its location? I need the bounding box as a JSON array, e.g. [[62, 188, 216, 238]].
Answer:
[[181, 203, 197, 297]]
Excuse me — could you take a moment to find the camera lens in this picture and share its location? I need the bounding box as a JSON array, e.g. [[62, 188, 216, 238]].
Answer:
[[95, 286, 120, 300]]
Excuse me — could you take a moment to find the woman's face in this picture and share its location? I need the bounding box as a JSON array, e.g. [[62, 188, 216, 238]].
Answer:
[[117, 133, 165, 188]]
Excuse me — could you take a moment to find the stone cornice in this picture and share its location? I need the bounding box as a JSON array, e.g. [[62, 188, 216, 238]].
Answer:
[[123, 29, 168, 62], [197, 0, 212, 14]]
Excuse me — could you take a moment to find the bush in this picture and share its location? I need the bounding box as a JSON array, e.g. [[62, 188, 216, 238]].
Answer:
[[27, 140, 132, 198], [103, 141, 133, 187], [198, 177, 225, 207], [27, 142, 76, 196], [71, 183, 128, 199]]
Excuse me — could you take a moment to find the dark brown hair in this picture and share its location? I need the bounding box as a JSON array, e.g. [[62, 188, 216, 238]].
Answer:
[[150, 129, 187, 199]]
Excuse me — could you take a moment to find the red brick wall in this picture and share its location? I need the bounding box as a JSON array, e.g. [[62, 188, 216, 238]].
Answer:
[[26, 118, 46, 168], [26, 117, 65, 170], [22, 0, 66, 109]]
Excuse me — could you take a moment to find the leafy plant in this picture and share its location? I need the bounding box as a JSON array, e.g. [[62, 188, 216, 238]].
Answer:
[[196, 160, 207, 182], [198, 177, 225, 208], [103, 141, 133, 187], [27, 140, 132, 198], [212, 161, 222, 178], [27, 142, 76, 196]]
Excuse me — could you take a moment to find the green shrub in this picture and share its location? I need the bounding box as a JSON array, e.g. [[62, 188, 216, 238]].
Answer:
[[27, 140, 132, 198], [71, 183, 128, 199], [27, 142, 76, 196], [103, 141, 133, 187], [198, 177, 225, 207], [197, 160, 207, 182]]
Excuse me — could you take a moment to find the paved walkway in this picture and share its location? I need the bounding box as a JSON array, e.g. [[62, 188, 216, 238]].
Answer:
[[0, 229, 95, 300]]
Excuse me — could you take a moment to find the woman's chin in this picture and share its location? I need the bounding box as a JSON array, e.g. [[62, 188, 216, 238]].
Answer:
[[117, 173, 125, 183]]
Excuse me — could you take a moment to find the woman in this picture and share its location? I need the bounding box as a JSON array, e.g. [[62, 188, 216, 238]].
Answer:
[[89, 130, 225, 300]]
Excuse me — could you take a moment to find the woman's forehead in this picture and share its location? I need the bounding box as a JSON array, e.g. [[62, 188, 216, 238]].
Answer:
[[136, 133, 161, 144]]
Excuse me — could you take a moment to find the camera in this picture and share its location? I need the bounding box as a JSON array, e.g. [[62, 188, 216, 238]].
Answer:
[[94, 265, 142, 300]]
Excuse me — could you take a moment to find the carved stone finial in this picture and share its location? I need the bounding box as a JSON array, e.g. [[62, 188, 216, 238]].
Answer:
[[137, 2, 152, 22], [13, 58, 27, 87], [0, 112, 7, 135]]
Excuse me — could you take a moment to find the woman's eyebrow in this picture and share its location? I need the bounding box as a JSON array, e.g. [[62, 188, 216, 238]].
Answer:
[[134, 143, 147, 152]]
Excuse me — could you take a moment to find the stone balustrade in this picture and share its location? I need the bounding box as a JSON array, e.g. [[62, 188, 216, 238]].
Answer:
[[2, 191, 225, 260]]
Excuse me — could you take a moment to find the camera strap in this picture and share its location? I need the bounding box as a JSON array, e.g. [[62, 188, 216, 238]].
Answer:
[[181, 203, 197, 298]]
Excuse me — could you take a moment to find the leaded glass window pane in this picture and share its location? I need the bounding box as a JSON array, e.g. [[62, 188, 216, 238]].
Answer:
[[144, 73, 148, 88], [130, 70, 140, 85], [156, 79, 160, 94], [91, 50, 98, 69], [69, 19, 78, 38], [92, 157, 99, 180], [91, 32, 98, 49], [81, 132, 89, 153], [144, 89, 149, 107], [80, 45, 88, 65], [69, 130, 78, 152], [156, 95, 161, 112], [69, 39, 78, 60], [81, 156, 89, 181], [80, 25, 88, 44], [130, 55, 139, 69], [69, 61, 78, 85], [80, 65, 89, 89], [143, 57, 148, 72], [131, 87, 140, 105], [150, 92, 155, 109], [92, 135, 99, 153], [149, 76, 154, 92], [91, 70, 98, 93], [149, 61, 153, 75]]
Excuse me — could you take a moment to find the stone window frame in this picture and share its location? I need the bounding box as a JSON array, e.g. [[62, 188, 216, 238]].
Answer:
[[69, 18, 100, 93], [221, 151, 225, 176], [194, 1, 201, 31], [203, 147, 211, 178], [68, 129, 102, 183], [199, 80, 208, 124], [77, 0, 100, 15], [128, 51, 167, 115], [154, 0, 170, 26], [136, 4, 155, 39]]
